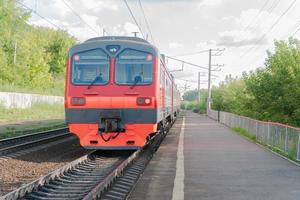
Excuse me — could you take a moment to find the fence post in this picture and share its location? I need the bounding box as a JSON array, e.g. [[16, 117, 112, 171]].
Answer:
[[297, 133, 300, 161], [284, 127, 288, 153], [255, 120, 258, 140], [267, 122, 270, 145]]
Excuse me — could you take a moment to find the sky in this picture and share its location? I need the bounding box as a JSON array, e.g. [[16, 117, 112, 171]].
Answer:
[[21, 0, 300, 92]]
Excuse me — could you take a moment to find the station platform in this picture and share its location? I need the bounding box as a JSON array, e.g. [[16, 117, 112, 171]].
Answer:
[[129, 111, 300, 200]]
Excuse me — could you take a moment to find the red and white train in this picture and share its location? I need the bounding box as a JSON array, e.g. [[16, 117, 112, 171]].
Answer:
[[65, 36, 180, 150]]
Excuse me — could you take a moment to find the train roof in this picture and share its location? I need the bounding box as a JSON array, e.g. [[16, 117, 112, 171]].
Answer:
[[85, 36, 150, 44], [69, 36, 158, 57]]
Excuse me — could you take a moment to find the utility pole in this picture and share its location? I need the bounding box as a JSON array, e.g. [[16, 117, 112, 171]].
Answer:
[[198, 72, 201, 103], [103, 28, 105, 36], [207, 49, 212, 112], [206, 48, 225, 113]]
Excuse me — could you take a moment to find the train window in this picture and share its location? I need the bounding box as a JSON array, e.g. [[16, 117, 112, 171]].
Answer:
[[72, 49, 109, 85], [160, 64, 164, 88], [115, 49, 153, 85]]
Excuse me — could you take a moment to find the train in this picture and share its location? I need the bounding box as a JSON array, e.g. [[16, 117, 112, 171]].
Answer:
[[64, 36, 180, 150]]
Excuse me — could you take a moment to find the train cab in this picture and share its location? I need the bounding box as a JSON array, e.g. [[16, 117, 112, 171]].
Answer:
[[65, 36, 180, 150]]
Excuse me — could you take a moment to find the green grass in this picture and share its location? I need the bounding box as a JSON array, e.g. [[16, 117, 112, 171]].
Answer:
[[231, 126, 300, 164], [0, 119, 66, 139], [231, 127, 256, 142], [0, 82, 64, 96], [0, 103, 65, 139], [0, 103, 65, 122]]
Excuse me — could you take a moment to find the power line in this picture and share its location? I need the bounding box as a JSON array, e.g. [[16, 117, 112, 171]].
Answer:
[[292, 21, 300, 36], [123, 0, 146, 39], [16, 1, 62, 30], [241, 0, 271, 34], [166, 56, 208, 70], [241, 0, 297, 57], [61, 0, 99, 35], [234, 0, 280, 58], [173, 49, 210, 57], [137, 0, 155, 44]]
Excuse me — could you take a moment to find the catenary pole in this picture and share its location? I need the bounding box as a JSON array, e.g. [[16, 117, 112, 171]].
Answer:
[[207, 49, 212, 113]]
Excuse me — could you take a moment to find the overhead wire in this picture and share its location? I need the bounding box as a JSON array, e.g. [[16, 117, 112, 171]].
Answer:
[[137, 0, 155, 44], [61, 0, 99, 35], [291, 20, 300, 37], [240, 0, 271, 36], [166, 56, 208, 70], [16, 0, 63, 30], [123, 0, 146, 39], [233, 0, 278, 48], [172, 49, 210, 57], [241, 0, 297, 58]]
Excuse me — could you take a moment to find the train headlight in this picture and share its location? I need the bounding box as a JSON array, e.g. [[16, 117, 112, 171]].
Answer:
[[71, 97, 86, 106], [137, 97, 152, 106]]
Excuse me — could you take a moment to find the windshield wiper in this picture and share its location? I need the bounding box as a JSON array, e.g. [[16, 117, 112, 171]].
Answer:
[[87, 74, 102, 89], [130, 76, 141, 89]]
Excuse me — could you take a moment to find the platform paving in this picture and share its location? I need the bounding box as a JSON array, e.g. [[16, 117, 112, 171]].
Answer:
[[129, 111, 300, 200]]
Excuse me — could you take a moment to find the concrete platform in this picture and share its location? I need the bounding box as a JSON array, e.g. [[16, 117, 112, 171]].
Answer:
[[129, 111, 300, 200]]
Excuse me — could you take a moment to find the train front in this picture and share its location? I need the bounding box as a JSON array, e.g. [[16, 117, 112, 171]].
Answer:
[[65, 37, 159, 150]]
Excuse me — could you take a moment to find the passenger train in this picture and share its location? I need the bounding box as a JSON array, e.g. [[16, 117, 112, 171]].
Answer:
[[65, 36, 180, 150]]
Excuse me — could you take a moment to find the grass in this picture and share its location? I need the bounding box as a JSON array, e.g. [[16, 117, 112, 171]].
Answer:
[[0, 103, 65, 122], [231, 126, 300, 164], [0, 120, 66, 140], [0, 103, 66, 139], [0, 82, 64, 96], [231, 127, 256, 142]]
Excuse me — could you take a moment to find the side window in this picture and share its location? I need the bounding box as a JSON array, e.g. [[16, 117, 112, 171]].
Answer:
[[160, 65, 164, 88]]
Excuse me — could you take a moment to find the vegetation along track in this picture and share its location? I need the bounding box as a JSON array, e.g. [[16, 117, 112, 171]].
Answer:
[[0, 128, 69, 157], [1, 124, 171, 200]]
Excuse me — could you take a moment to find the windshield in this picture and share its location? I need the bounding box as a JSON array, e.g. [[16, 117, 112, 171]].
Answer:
[[72, 49, 109, 85], [115, 49, 153, 85]]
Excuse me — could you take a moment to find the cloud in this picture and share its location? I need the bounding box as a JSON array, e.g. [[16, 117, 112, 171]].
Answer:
[[216, 9, 280, 47], [105, 22, 140, 38], [217, 30, 269, 47], [222, 16, 235, 21], [235, 9, 278, 29], [196, 40, 217, 49], [198, 0, 222, 7], [217, 35, 268, 47], [68, 0, 118, 12], [169, 42, 184, 49]]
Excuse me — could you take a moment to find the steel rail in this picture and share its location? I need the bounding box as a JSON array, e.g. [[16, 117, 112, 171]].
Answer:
[[0, 127, 69, 156], [0, 152, 92, 200], [1, 119, 177, 200]]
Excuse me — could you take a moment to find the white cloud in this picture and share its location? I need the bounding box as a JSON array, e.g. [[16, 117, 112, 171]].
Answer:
[[217, 7, 295, 47], [196, 40, 217, 49], [222, 16, 235, 21], [106, 22, 140, 37], [235, 9, 278, 30], [69, 0, 118, 12], [198, 0, 222, 7], [169, 42, 184, 49]]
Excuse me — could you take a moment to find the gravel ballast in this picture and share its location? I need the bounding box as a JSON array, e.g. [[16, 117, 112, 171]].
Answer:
[[0, 135, 89, 196]]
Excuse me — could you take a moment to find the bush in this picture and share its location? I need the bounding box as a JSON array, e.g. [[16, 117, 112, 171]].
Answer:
[[182, 101, 207, 114]]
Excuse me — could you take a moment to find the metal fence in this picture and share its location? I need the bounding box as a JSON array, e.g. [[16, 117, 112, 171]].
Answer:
[[0, 92, 63, 108], [207, 109, 300, 161]]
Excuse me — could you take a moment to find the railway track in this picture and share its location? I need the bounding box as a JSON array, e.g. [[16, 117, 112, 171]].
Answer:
[[0, 127, 69, 157], [1, 125, 170, 200]]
